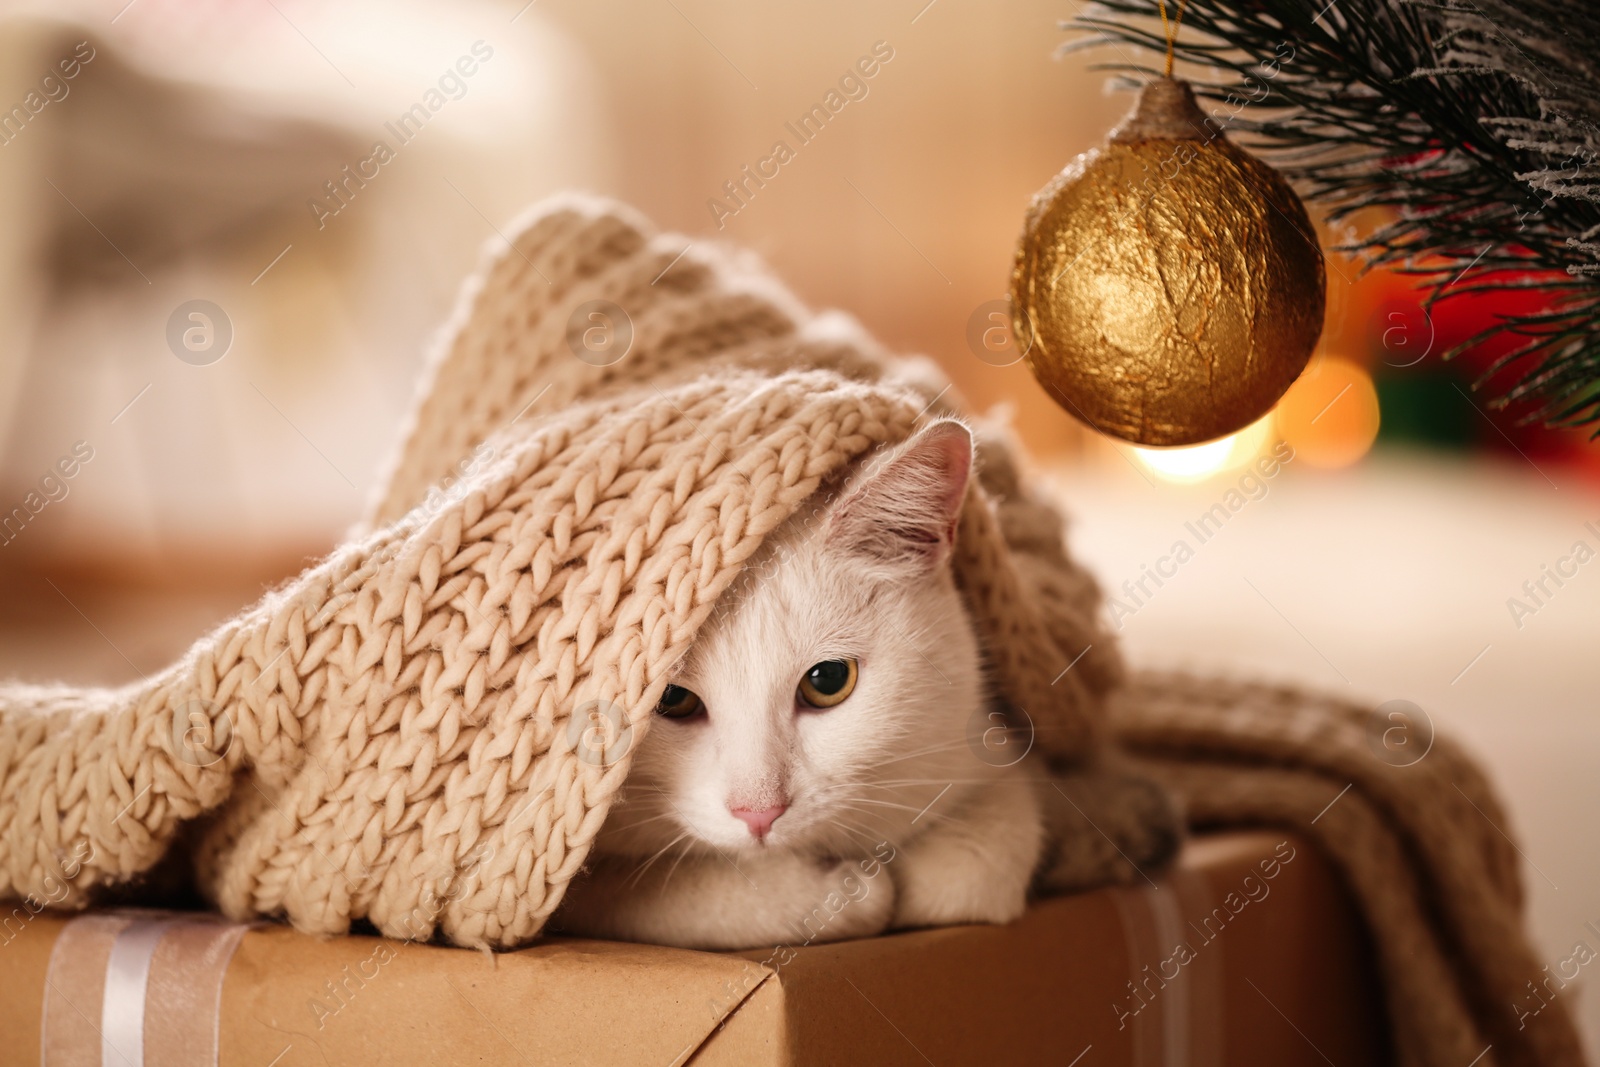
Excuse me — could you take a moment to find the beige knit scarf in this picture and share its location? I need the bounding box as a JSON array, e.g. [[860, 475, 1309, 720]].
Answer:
[[0, 195, 1116, 952], [1118, 674, 1584, 1067]]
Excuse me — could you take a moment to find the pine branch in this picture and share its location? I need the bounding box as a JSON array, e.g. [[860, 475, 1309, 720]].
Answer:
[[1066, 0, 1600, 432]]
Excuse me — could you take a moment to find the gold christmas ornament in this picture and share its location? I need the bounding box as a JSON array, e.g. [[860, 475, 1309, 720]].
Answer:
[[1011, 77, 1326, 446]]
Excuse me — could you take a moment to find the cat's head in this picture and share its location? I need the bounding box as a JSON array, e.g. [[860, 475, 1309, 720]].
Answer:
[[601, 419, 992, 860]]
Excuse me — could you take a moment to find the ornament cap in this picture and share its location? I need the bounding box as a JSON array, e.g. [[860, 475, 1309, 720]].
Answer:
[[1110, 78, 1211, 144]]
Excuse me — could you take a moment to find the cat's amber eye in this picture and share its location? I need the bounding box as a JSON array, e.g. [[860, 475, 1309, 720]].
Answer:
[[797, 658, 858, 709], [656, 684, 705, 720]]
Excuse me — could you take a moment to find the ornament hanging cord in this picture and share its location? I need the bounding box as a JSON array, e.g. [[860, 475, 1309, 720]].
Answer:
[[1157, 0, 1187, 79]]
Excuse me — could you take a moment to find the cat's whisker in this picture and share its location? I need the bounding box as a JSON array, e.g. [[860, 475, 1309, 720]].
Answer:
[[615, 785, 677, 799], [839, 798, 958, 831], [863, 737, 982, 767], [829, 815, 887, 853], [843, 797, 937, 814], [627, 830, 692, 888], [814, 782, 957, 820], [661, 833, 698, 889], [863, 776, 1059, 787], [605, 812, 681, 835]]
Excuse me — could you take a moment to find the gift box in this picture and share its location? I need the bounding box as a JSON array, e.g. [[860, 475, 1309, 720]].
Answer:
[[1, 831, 1385, 1066]]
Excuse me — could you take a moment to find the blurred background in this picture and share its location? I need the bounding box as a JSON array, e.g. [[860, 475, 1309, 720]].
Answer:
[[0, 0, 1595, 1054]]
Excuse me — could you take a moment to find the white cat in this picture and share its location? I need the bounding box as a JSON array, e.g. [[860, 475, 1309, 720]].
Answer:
[[554, 420, 1178, 950]]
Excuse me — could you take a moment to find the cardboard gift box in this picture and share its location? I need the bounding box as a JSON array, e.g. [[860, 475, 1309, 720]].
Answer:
[[1, 831, 1386, 1066]]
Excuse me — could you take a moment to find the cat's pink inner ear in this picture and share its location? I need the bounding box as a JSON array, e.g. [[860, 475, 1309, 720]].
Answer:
[[826, 420, 973, 570]]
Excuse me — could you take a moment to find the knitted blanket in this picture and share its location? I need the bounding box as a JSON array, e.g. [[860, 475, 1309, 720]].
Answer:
[[1117, 675, 1584, 1067], [0, 196, 1579, 1067]]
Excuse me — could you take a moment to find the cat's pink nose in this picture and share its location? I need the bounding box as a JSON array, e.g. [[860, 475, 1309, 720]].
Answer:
[[730, 805, 787, 840]]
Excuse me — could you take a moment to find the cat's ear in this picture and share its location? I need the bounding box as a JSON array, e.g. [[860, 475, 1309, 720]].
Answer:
[[826, 419, 973, 571]]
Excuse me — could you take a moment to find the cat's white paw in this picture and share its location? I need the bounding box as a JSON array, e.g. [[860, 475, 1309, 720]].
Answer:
[[888, 778, 1042, 930], [555, 848, 898, 950], [891, 852, 1029, 929], [790, 856, 896, 944]]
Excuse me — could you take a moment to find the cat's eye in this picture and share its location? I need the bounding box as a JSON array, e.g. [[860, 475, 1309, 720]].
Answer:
[[656, 684, 705, 720], [797, 659, 858, 709]]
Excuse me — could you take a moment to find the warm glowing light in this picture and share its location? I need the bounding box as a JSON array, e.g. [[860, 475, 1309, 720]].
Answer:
[[1275, 356, 1381, 468], [1131, 412, 1275, 482], [1134, 436, 1235, 479]]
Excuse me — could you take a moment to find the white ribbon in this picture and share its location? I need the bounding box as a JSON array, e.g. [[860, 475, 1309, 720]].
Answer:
[[100, 918, 177, 1067]]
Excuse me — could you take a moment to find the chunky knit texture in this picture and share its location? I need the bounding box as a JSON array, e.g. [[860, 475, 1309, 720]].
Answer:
[[0, 196, 1117, 951], [1117, 673, 1584, 1067]]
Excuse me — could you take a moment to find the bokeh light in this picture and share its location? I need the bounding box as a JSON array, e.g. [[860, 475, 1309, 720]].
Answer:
[[1275, 356, 1381, 468], [1130, 411, 1276, 483]]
